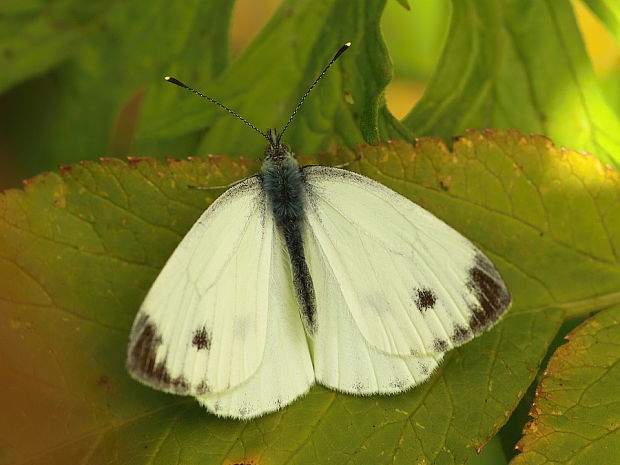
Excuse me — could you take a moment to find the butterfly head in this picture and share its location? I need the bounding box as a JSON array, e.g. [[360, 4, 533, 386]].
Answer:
[[264, 128, 293, 161]]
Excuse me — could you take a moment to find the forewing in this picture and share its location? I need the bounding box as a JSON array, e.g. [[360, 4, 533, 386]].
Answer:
[[302, 166, 511, 356], [197, 233, 314, 419], [127, 176, 274, 395]]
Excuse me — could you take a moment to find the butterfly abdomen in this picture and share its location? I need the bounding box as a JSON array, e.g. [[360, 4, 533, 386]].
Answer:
[[261, 155, 317, 333]]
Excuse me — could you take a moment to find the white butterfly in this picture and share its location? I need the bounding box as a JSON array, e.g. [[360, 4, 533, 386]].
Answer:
[[127, 43, 511, 420]]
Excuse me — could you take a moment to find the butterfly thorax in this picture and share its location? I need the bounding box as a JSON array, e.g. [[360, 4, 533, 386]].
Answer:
[[260, 130, 305, 225]]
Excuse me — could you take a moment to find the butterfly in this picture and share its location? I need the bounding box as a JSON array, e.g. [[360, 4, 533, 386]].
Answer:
[[126, 43, 511, 419]]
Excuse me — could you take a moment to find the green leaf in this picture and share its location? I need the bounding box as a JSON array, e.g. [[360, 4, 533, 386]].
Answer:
[[512, 306, 620, 465], [2, 131, 619, 464], [0, 0, 119, 93], [137, 0, 393, 158], [382, 0, 451, 80], [404, 0, 620, 168], [3, 0, 234, 175]]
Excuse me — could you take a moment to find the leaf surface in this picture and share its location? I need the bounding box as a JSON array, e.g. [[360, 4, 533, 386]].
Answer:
[[0, 0, 123, 93], [1, 131, 619, 464], [512, 306, 620, 465]]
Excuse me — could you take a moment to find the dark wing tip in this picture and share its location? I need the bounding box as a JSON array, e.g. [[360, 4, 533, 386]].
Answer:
[[466, 253, 512, 334], [126, 313, 192, 394]]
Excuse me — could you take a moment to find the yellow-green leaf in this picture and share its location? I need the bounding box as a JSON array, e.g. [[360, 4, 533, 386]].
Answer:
[[404, 0, 620, 168], [1, 131, 619, 464], [512, 306, 620, 465]]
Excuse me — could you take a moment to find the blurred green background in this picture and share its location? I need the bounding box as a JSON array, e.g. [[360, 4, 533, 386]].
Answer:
[[2, 0, 618, 190]]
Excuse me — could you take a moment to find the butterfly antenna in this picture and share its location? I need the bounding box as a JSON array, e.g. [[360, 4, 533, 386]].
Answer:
[[164, 76, 271, 143], [277, 42, 351, 143]]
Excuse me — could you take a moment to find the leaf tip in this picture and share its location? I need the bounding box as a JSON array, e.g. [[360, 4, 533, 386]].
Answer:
[[21, 172, 51, 189], [21, 178, 36, 188], [126, 156, 152, 167], [99, 157, 123, 165], [414, 135, 448, 153]]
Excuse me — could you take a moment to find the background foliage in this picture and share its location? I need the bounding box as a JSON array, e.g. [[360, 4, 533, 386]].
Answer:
[[1, 1, 619, 464]]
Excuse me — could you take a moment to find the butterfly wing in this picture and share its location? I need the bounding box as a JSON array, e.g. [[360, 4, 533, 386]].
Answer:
[[302, 166, 511, 357], [127, 176, 278, 395], [304, 227, 442, 393], [197, 232, 314, 419]]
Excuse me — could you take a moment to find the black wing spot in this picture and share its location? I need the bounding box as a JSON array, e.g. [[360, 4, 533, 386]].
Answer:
[[195, 381, 211, 395], [352, 381, 365, 393], [388, 378, 407, 390], [192, 326, 211, 351], [418, 363, 429, 376], [238, 404, 253, 418], [414, 288, 438, 312], [433, 339, 449, 352], [466, 253, 511, 333], [451, 325, 470, 345], [127, 314, 189, 393]]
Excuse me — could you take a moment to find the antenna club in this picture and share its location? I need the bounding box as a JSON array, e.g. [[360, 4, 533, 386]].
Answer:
[[277, 42, 352, 142], [164, 76, 188, 88], [333, 42, 351, 60], [164, 75, 270, 142]]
